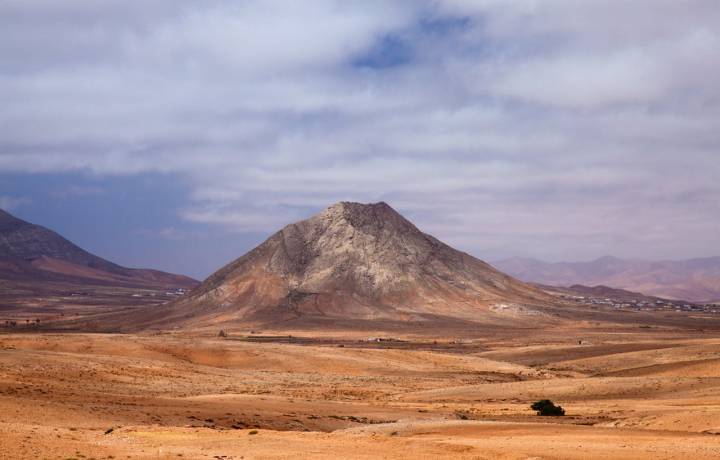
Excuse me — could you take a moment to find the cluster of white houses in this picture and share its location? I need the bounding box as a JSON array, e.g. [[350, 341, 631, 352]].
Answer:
[[560, 293, 719, 314]]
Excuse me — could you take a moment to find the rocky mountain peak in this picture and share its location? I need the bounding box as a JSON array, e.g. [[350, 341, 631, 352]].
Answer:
[[175, 201, 552, 329], [316, 201, 418, 234], [267, 201, 437, 287]]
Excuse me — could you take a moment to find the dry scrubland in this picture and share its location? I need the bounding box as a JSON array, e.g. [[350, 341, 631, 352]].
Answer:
[[3, 327, 720, 459]]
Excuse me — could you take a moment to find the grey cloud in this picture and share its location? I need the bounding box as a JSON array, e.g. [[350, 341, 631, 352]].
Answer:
[[0, 1, 718, 262]]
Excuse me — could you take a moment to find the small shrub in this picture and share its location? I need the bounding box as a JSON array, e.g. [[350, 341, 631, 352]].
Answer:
[[248, 430, 258, 435], [531, 399, 565, 416], [218, 330, 227, 338]]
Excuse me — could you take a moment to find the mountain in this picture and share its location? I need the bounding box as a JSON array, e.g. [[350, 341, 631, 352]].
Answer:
[[494, 256, 720, 303], [128, 202, 556, 330], [0, 208, 197, 289]]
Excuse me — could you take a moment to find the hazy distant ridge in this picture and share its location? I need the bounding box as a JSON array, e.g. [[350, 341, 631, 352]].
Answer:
[[494, 255, 720, 303]]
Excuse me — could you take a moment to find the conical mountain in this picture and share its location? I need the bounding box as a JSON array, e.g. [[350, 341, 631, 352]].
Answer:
[[136, 202, 555, 330]]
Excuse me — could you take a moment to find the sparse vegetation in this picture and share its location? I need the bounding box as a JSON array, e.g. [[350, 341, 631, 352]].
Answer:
[[531, 399, 565, 416]]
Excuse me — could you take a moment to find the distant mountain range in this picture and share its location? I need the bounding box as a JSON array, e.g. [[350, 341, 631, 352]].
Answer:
[[493, 256, 720, 303], [0, 208, 197, 289]]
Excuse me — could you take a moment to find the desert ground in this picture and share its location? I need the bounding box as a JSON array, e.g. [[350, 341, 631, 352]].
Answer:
[[3, 326, 720, 459]]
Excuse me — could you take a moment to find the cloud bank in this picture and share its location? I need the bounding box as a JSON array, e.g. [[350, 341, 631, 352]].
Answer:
[[1, 0, 718, 262]]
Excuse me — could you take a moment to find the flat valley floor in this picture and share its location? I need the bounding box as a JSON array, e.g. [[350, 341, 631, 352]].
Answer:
[[3, 327, 720, 459]]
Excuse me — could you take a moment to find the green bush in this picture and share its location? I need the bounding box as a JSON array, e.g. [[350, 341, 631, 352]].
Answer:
[[531, 399, 565, 416]]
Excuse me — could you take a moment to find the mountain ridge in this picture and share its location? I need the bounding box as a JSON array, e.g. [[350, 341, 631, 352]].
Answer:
[[494, 255, 720, 302], [0, 208, 197, 289]]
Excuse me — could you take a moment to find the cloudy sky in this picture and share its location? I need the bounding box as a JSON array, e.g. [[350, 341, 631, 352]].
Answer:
[[1, 0, 718, 278]]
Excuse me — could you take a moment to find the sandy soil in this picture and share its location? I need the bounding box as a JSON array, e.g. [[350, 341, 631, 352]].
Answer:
[[2, 329, 720, 459]]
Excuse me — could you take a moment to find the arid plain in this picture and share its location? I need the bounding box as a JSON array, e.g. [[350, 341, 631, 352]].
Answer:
[[3, 323, 720, 459]]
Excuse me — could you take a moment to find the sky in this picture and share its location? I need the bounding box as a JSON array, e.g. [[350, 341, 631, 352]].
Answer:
[[1, 0, 719, 279]]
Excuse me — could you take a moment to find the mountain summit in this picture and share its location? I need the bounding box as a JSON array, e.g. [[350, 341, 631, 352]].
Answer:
[[138, 202, 554, 330]]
